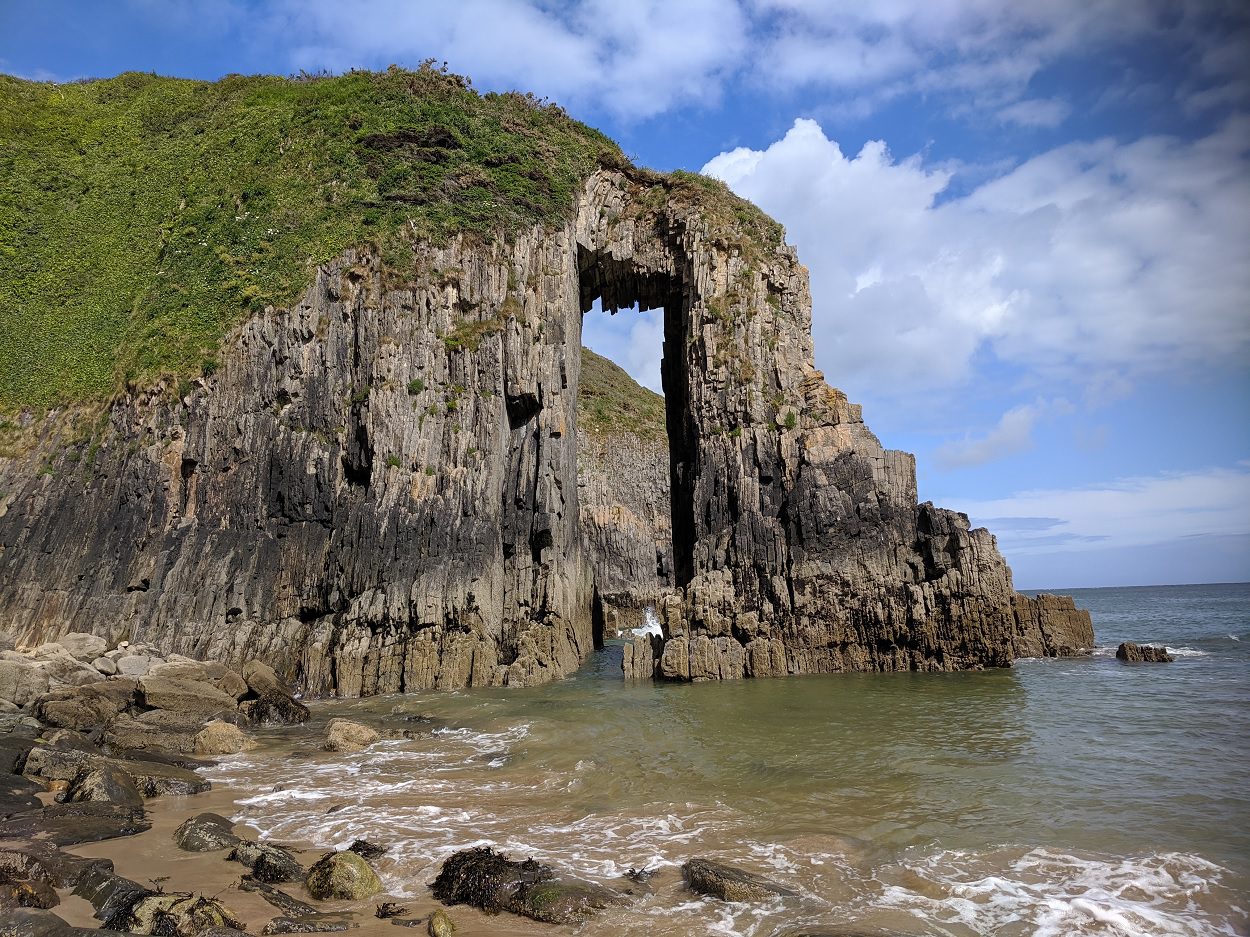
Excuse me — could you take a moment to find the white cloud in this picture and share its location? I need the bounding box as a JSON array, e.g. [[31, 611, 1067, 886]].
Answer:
[[702, 117, 1250, 402], [934, 399, 1068, 469], [953, 465, 1250, 556], [581, 303, 665, 393], [997, 97, 1071, 128], [259, 0, 747, 119]]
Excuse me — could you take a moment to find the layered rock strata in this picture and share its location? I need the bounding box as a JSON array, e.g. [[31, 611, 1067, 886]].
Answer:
[[0, 168, 1092, 692]]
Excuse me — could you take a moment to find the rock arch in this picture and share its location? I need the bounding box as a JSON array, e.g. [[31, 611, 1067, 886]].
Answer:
[[0, 170, 1092, 692]]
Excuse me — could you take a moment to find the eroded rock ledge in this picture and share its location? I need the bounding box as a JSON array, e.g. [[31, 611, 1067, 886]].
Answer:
[[0, 169, 1092, 693]]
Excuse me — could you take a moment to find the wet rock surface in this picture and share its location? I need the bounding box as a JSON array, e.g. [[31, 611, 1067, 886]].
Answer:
[[304, 850, 382, 901], [174, 812, 242, 852], [230, 841, 305, 885], [431, 846, 621, 925], [682, 857, 798, 902]]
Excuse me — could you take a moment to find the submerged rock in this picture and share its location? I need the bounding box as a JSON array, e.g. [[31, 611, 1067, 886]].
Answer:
[[322, 719, 379, 752], [1116, 642, 1174, 663], [304, 850, 382, 901], [240, 876, 320, 916], [262, 919, 350, 934], [682, 858, 797, 902], [174, 813, 241, 852], [431, 846, 620, 925]]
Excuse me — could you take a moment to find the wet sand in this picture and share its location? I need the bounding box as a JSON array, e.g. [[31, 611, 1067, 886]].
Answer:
[[59, 788, 554, 936]]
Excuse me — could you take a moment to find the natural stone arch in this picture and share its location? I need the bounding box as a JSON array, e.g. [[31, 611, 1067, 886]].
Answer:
[[0, 169, 1091, 694]]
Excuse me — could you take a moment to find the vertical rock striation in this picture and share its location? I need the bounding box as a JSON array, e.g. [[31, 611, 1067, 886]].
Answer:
[[0, 168, 1092, 693]]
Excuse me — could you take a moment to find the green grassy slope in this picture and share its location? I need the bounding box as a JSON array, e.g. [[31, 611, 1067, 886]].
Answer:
[[0, 65, 623, 411], [578, 347, 666, 442]]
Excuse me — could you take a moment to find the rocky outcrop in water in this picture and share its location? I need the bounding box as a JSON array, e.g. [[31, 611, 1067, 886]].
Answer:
[[0, 168, 1092, 693], [1116, 642, 1173, 663]]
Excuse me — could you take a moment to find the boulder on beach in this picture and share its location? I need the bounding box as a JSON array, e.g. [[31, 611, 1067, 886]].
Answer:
[[0, 848, 60, 910], [241, 660, 310, 725], [55, 633, 108, 663], [322, 719, 379, 752], [62, 764, 144, 807], [681, 858, 797, 902], [137, 675, 239, 720], [230, 841, 304, 884], [305, 850, 382, 901], [427, 909, 455, 936], [1116, 642, 1174, 663], [106, 891, 246, 936], [431, 846, 621, 925], [0, 660, 50, 708], [194, 720, 256, 755], [31, 683, 130, 731], [174, 813, 242, 852]]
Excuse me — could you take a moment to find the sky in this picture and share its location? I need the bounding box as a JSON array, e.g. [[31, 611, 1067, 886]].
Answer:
[[2, 0, 1248, 589]]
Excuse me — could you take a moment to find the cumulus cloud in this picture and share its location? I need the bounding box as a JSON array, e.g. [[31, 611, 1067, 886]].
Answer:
[[702, 116, 1250, 402], [953, 465, 1250, 556]]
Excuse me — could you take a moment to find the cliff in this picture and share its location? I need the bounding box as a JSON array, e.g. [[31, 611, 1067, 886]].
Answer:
[[0, 68, 1092, 693]]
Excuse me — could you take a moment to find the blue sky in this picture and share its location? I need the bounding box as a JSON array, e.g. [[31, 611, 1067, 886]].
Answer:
[[2, 0, 1247, 589]]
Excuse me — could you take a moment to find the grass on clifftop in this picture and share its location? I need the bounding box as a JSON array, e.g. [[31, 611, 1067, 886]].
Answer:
[[0, 65, 624, 412], [577, 347, 666, 442]]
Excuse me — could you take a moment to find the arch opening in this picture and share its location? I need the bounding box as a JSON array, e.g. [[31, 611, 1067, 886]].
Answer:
[[574, 245, 694, 638]]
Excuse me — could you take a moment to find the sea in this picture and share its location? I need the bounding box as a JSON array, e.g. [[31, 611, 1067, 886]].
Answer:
[[208, 583, 1250, 936]]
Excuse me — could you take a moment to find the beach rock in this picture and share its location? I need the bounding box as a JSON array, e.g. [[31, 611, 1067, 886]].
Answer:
[[30, 685, 127, 731], [682, 858, 797, 902], [240, 661, 309, 725], [174, 813, 242, 852], [238, 876, 318, 916], [0, 661, 49, 709], [107, 891, 246, 936], [62, 764, 144, 807], [230, 842, 304, 884], [102, 713, 197, 755], [91, 656, 118, 676], [115, 655, 153, 677], [194, 720, 255, 755], [348, 839, 388, 860], [0, 774, 44, 817], [0, 802, 150, 845], [136, 676, 239, 720], [111, 757, 210, 797], [1116, 642, 1174, 663], [0, 734, 37, 772], [427, 909, 455, 937], [431, 846, 620, 925], [0, 848, 59, 910], [213, 669, 250, 701], [262, 920, 351, 934], [305, 851, 382, 901], [0, 907, 108, 937], [322, 719, 379, 752], [54, 634, 108, 663]]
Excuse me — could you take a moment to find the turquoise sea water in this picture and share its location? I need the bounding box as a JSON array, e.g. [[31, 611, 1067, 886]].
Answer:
[[210, 583, 1250, 935]]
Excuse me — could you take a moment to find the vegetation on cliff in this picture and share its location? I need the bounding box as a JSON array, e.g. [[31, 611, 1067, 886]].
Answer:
[[0, 64, 623, 411], [0, 64, 785, 416], [577, 347, 666, 442]]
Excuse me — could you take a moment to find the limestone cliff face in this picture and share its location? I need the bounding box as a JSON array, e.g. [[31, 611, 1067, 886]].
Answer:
[[0, 168, 1092, 692]]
